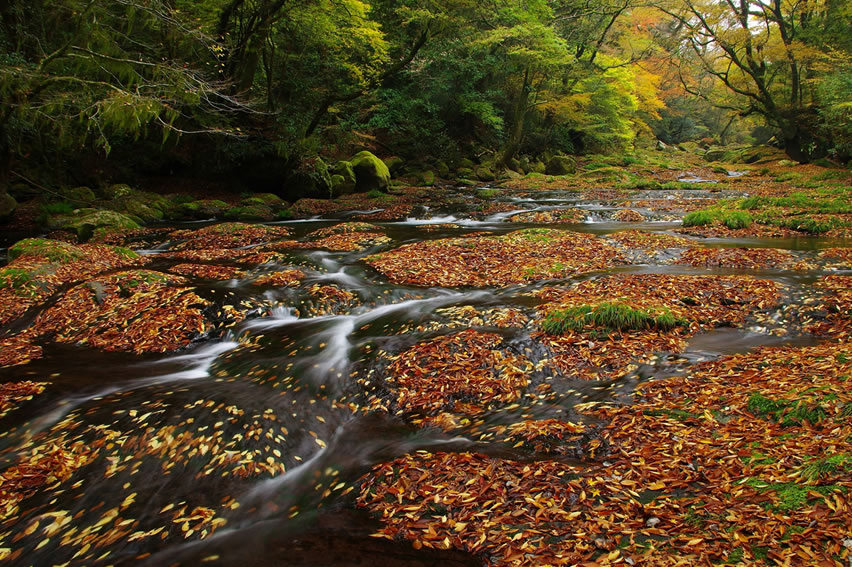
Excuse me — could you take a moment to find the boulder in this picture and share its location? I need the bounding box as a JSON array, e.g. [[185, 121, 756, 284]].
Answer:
[[546, 155, 576, 175], [503, 169, 523, 180], [703, 148, 729, 162], [458, 158, 477, 170], [0, 193, 17, 222], [60, 186, 97, 205], [508, 158, 523, 174], [434, 161, 450, 178], [350, 151, 391, 192], [475, 166, 496, 182], [104, 196, 164, 223], [178, 199, 229, 220], [247, 193, 284, 206], [103, 183, 134, 199], [224, 204, 275, 221], [286, 158, 333, 200], [331, 161, 357, 194], [416, 170, 436, 186], [382, 156, 405, 175], [456, 167, 475, 179], [66, 210, 140, 242], [530, 161, 547, 174]]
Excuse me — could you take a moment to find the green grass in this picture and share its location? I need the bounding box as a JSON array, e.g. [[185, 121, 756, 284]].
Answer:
[[682, 207, 751, 229], [721, 210, 752, 229], [541, 302, 688, 335]]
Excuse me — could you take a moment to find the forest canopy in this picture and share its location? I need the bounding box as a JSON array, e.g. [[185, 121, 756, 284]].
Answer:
[[1, 0, 850, 201]]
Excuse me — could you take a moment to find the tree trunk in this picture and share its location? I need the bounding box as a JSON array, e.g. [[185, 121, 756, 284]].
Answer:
[[498, 68, 530, 168]]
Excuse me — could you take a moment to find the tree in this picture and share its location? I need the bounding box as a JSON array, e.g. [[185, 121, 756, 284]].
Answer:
[[655, 0, 851, 161], [0, 0, 240, 201]]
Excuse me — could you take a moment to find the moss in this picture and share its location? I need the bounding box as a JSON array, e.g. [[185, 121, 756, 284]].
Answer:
[[747, 393, 827, 426], [475, 166, 496, 182], [416, 170, 436, 186], [478, 189, 500, 199], [0, 192, 18, 221], [8, 238, 85, 263], [103, 183, 134, 199], [799, 454, 852, 481], [67, 210, 140, 241], [0, 267, 40, 295], [745, 478, 843, 512], [350, 151, 391, 192], [223, 204, 275, 221], [60, 186, 97, 204]]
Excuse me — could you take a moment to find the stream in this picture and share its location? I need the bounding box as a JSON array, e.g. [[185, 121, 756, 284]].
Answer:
[[0, 183, 849, 566]]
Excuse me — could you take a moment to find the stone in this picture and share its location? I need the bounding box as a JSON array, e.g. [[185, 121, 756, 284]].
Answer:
[[0, 192, 17, 222], [67, 210, 140, 242], [103, 183, 134, 199], [60, 186, 97, 205], [331, 161, 357, 194], [350, 151, 391, 192], [382, 156, 404, 175], [546, 155, 576, 175], [434, 161, 450, 178], [475, 166, 495, 182]]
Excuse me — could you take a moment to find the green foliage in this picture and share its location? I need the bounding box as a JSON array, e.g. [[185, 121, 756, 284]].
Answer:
[[541, 302, 688, 335]]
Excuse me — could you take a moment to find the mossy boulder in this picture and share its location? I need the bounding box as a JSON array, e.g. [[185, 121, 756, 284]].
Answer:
[[178, 199, 230, 220], [249, 193, 284, 206], [60, 186, 97, 205], [350, 151, 391, 192], [286, 158, 333, 200], [383, 156, 405, 175], [67, 210, 140, 242], [331, 161, 357, 195], [8, 238, 85, 263], [456, 167, 475, 179], [0, 193, 17, 222], [416, 170, 436, 186], [508, 158, 523, 174], [224, 204, 275, 221], [104, 196, 164, 223], [434, 161, 450, 178], [458, 158, 477, 170], [103, 183, 134, 200], [475, 166, 496, 182], [531, 161, 547, 174], [546, 155, 576, 175]]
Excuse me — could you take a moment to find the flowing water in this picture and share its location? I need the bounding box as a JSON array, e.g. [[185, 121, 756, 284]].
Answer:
[[0, 184, 848, 566]]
